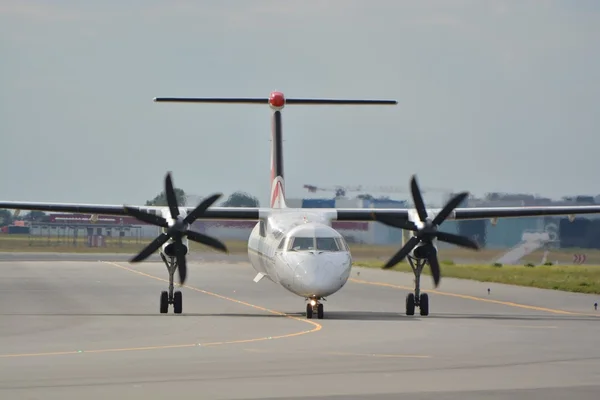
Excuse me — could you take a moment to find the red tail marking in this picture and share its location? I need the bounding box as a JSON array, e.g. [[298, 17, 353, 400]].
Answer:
[[271, 179, 281, 208]]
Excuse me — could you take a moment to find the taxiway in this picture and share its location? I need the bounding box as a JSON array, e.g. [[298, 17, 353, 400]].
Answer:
[[0, 253, 599, 399]]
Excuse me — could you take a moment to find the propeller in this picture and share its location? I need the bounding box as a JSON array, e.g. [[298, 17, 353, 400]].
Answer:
[[373, 175, 479, 287], [123, 172, 228, 285]]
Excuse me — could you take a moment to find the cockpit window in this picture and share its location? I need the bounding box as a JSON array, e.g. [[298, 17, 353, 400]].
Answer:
[[316, 237, 339, 251], [289, 237, 314, 251], [335, 237, 349, 251], [277, 238, 286, 250], [286, 234, 349, 252]]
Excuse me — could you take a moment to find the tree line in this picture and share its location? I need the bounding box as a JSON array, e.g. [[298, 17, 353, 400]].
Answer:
[[145, 189, 259, 208], [0, 189, 260, 227]]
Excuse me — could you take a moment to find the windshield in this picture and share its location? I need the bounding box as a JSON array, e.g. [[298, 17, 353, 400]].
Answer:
[[288, 236, 347, 252], [289, 237, 314, 251], [316, 237, 339, 251]]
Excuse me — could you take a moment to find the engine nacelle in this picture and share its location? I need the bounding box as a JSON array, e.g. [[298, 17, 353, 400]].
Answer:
[[411, 242, 437, 259], [161, 237, 189, 258]]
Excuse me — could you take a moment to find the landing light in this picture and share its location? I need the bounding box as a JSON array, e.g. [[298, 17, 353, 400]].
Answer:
[[310, 299, 316, 306]]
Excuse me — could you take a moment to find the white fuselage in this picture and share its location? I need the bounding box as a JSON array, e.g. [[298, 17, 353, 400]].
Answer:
[[247, 209, 353, 299]]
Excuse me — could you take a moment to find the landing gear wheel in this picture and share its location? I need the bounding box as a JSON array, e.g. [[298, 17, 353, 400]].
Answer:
[[161, 253, 184, 315], [419, 293, 429, 316], [404, 255, 432, 317], [317, 303, 324, 319], [306, 303, 313, 319], [406, 293, 415, 316], [160, 291, 168, 314], [173, 290, 183, 314]]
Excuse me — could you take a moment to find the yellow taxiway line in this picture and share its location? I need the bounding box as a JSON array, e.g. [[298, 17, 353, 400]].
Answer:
[[350, 277, 599, 317], [0, 261, 322, 359]]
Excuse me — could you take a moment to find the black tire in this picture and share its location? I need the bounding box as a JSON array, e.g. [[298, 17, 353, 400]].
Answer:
[[173, 291, 183, 314], [419, 293, 429, 316], [160, 291, 168, 314], [306, 303, 313, 319], [317, 303, 324, 319], [406, 293, 415, 316]]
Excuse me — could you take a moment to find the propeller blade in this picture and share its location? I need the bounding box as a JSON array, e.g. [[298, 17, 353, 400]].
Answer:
[[130, 233, 170, 263], [373, 213, 418, 231], [435, 231, 480, 250], [410, 175, 428, 222], [431, 191, 469, 226], [383, 236, 420, 269], [427, 251, 441, 287], [164, 172, 180, 220], [183, 193, 222, 225], [186, 230, 228, 253], [175, 239, 187, 284], [123, 206, 169, 228]]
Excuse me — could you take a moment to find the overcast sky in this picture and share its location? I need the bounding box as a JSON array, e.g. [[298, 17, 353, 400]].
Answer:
[[1, 1, 599, 207]]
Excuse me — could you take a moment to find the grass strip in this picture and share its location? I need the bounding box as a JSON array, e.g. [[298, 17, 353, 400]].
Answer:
[[353, 259, 600, 294]]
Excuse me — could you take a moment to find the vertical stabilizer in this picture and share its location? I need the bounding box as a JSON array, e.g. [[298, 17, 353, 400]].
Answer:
[[270, 110, 286, 208]]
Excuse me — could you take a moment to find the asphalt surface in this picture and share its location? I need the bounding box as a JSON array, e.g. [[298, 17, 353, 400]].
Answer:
[[0, 251, 249, 263], [1, 253, 599, 399]]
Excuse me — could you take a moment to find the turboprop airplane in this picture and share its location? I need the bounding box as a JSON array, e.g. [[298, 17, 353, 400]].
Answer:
[[3, 91, 600, 319]]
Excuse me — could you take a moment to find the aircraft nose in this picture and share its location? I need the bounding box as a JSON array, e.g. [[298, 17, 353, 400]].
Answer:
[[285, 252, 351, 297]]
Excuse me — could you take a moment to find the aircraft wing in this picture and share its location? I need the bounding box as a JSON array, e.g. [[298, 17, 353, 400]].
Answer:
[[452, 206, 600, 220], [3, 200, 600, 222], [0, 201, 263, 220], [335, 205, 600, 222]]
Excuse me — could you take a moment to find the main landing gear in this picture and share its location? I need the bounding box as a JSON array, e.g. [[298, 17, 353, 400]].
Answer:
[[306, 297, 324, 319], [406, 256, 429, 316], [159, 253, 183, 314]]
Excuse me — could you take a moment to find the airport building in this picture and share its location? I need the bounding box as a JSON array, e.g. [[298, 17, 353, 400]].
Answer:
[[23, 214, 147, 247]]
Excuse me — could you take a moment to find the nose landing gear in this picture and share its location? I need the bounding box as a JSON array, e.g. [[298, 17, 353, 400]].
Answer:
[[305, 297, 324, 319]]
